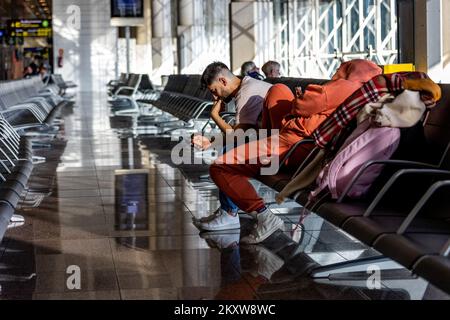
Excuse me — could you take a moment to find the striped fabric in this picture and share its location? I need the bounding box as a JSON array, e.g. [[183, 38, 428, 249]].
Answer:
[[312, 72, 436, 149]]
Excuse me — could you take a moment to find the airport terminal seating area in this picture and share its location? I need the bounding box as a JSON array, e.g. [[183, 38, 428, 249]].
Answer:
[[108, 72, 450, 295], [0, 71, 448, 299]]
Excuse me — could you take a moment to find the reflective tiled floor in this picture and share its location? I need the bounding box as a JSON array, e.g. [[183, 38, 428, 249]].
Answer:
[[0, 92, 448, 300]]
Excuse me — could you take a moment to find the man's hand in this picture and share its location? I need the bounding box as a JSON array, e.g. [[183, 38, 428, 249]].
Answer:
[[210, 98, 224, 117], [209, 95, 233, 133], [191, 134, 212, 151]]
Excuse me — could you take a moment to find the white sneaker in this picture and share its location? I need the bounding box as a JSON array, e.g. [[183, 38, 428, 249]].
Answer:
[[194, 208, 222, 223], [7, 221, 25, 229], [193, 208, 241, 231], [196, 209, 251, 223], [242, 245, 284, 280], [200, 232, 240, 250], [241, 208, 284, 244], [11, 214, 25, 223]]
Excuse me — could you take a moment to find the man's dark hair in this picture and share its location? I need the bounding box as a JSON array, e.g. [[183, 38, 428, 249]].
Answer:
[[201, 62, 230, 88]]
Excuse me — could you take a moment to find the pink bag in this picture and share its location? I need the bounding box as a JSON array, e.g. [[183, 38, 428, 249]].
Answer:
[[311, 120, 401, 200]]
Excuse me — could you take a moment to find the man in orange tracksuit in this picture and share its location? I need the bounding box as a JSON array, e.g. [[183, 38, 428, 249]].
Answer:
[[194, 60, 382, 244]]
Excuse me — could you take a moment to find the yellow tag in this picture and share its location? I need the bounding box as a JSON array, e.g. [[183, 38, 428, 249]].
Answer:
[[383, 64, 415, 74]]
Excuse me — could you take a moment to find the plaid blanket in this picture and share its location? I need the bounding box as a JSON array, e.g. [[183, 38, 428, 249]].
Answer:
[[312, 72, 436, 149]]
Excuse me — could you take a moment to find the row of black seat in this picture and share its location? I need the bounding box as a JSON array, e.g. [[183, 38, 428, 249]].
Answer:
[[0, 118, 33, 240], [138, 74, 213, 123], [0, 75, 75, 243], [108, 74, 215, 134], [256, 77, 450, 294], [0, 76, 73, 130], [107, 73, 155, 115], [108, 73, 154, 99]]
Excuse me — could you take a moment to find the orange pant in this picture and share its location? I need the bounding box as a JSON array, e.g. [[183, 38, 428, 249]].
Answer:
[[210, 84, 313, 213]]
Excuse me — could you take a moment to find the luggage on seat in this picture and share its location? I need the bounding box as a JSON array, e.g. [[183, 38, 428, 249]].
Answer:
[[311, 119, 401, 200]]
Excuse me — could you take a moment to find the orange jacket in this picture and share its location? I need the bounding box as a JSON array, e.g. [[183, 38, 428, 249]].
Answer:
[[281, 59, 382, 142]]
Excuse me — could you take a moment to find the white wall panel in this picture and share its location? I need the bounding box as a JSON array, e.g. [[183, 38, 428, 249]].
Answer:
[[53, 0, 117, 92]]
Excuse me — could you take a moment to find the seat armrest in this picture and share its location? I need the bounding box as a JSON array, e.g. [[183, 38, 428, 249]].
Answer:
[[278, 138, 315, 172], [219, 111, 236, 117], [114, 86, 136, 96], [397, 180, 450, 235], [364, 168, 450, 217]]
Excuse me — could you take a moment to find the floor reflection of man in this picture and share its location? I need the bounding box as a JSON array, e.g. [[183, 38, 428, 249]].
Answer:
[[203, 233, 284, 300]]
